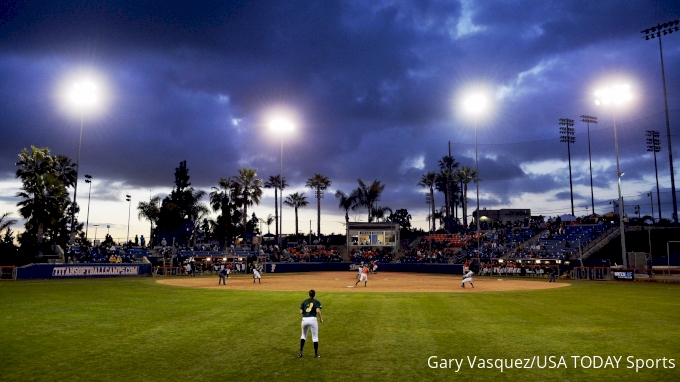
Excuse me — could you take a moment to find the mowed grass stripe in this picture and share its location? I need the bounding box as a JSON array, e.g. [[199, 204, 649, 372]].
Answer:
[[1, 276, 679, 381]]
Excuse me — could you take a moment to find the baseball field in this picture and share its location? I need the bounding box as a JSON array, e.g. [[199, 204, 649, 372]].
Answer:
[[0, 272, 678, 382]]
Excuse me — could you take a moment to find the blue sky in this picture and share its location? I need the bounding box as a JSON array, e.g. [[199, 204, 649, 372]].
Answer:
[[0, 1, 679, 240]]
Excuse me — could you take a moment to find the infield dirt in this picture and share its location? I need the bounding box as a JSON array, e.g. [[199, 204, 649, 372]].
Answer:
[[156, 271, 570, 293]]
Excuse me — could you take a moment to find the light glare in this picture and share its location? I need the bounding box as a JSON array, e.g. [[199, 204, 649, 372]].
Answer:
[[269, 119, 294, 132], [69, 80, 98, 107], [594, 84, 632, 107], [464, 94, 486, 113]]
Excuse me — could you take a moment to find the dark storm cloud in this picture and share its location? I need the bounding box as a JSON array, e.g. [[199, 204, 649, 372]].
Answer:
[[1, 0, 679, 222]]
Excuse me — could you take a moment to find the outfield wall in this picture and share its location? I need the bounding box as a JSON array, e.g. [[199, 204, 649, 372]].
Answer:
[[16, 263, 152, 280], [265, 262, 464, 274]]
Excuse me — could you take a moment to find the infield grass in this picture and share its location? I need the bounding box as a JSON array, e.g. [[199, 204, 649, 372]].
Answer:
[[0, 274, 679, 382]]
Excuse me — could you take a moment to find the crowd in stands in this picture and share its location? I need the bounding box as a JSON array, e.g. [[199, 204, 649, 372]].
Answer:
[[65, 234, 152, 264], [260, 244, 343, 262], [399, 218, 614, 264], [349, 248, 394, 263], [63, 217, 614, 270]]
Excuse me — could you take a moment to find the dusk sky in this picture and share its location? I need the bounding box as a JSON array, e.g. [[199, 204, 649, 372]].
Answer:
[[1, 1, 679, 241]]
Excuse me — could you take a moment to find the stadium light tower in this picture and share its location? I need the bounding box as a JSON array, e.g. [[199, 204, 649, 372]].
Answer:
[[595, 83, 632, 268], [646, 130, 662, 222], [464, 93, 486, 253], [269, 119, 294, 248], [559, 118, 576, 216], [67, 80, 99, 245], [126, 194, 132, 244], [642, 20, 679, 225], [84, 174, 93, 241], [580, 115, 598, 214]]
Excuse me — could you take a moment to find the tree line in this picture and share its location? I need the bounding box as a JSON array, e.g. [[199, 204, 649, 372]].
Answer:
[[418, 154, 477, 232], [6, 146, 476, 256]]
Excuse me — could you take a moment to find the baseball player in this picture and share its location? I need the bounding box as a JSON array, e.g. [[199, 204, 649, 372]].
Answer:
[[356, 262, 363, 279], [355, 265, 369, 287], [461, 270, 474, 288], [299, 289, 323, 358], [371, 261, 378, 274], [253, 265, 261, 283]]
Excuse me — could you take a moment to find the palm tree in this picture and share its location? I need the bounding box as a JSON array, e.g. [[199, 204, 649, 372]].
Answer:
[[354, 179, 386, 222], [427, 207, 446, 229], [305, 173, 332, 237], [235, 167, 263, 238], [450, 171, 461, 225], [371, 206, 393, 222], [284, 192, 308, 237], [264, 175, 288, 241], [53, 155, 78, 188], [137, 196, 161, 246], [0, 212, 17, 239], [335, 190, 354, 226], [438, 155, 459, 231], [418, 171, 438, 232], [265, 214, 275, 234], [457, 166, 477, 228], [210, 177, 238, 245], [15, 146, 72, 245], [187, 190, 209, 247]]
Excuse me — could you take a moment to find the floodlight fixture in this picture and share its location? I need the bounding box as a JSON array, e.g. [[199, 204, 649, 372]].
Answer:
[[464, 94, 486, 114], [580, 115, 598, 214], [595, 83, 632, 267], [646, 130, 662, 222], [642, 20, 678, 225], [69, 80, 98, 107], [559, 118, 576, 216]]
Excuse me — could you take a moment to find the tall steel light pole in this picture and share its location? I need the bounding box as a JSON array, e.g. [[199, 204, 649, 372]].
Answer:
[[647, 192, 655, 223], [126, 194, 132, 244], [559, 118, 576, 216], [595, 84, 632, 268], [84, 174, 92, 241], [580, 115, 598, 214], [94, 224, 99, 244], [149, 190, 153, 247], [67, 80, 98, 244], [642, 20, 679, 225], [646, 130, 662, 222], [269, 119, 294, 248], [464, 94, 486, 253]]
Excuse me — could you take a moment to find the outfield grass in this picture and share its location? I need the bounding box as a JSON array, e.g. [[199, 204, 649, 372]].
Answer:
[[1, 274, 679, 381]]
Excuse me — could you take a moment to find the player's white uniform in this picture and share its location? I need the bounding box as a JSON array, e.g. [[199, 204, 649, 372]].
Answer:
[[301, 299, 322, 342], [359, 270, 368, 282], [461, 270, 474, 288], [356, 265, 363, 278], [253, 268, 261, 283]]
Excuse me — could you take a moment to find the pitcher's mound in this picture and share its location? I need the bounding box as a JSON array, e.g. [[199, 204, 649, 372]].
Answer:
[[156, 272, 570, 293]]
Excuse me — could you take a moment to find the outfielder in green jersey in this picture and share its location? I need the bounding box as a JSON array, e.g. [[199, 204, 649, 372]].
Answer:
[[299, 289, 323, 358]]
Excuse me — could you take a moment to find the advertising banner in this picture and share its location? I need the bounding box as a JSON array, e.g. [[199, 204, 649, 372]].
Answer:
[[16, 263, 152, 280]]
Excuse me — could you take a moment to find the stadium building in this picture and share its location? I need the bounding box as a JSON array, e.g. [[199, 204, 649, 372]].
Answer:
[[473, 208, 531, 224]]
